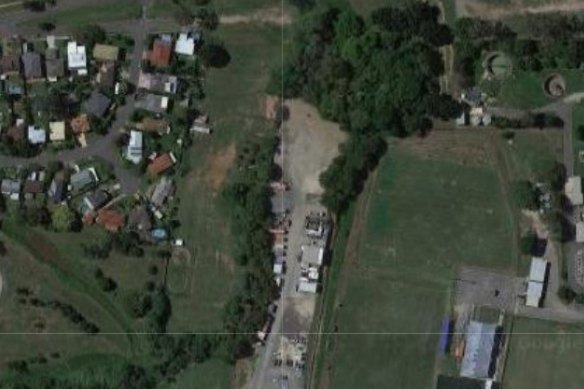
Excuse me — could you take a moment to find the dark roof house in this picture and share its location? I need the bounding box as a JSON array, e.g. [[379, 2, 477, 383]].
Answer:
[[128, 205, 153, 232], [48, 178, 66, 203], [96, 62, 116, 89], [83, 189, 110, 211], [0, 55, 21, 75], [70, 168, 98, 193], [83, 91, 111, 117], [45, 56, 65, 81], [21, 52, 43, 80]]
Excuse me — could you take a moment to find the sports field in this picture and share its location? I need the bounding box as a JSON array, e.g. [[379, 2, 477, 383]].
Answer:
[[316, 132, 518, 388], [503, 317, 584, 389]]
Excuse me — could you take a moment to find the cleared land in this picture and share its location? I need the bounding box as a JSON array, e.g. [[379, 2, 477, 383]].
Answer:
[[317, 131, 518, 388], [503, 317, 584, 389]]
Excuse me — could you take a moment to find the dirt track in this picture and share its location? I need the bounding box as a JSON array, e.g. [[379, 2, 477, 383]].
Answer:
[[220, 7, 292, 25], [456, 0, 584, 19]]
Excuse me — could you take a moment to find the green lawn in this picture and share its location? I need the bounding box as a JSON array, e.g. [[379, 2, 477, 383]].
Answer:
[[20, 0, 141, 27], [492, 69, 584, 110], [158, 359, 232, 389], [320, 137, 517, 388], [504, 130, 563, 182], [149, 0, 281, 18], [503, 317, 584, 389]]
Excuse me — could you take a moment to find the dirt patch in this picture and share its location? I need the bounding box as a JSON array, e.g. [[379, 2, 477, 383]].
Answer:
[[262, 94, 280, 120], [232, 358, 254, 389], [284, 99, 347, 200], [456, 0, 584, 19], [398, 129, 496, 166], [205, 143, 236, 194], [220, 7, 292, 25]]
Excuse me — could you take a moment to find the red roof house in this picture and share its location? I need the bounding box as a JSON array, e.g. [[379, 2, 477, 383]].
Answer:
[[148, 37, 172, 67], [97, 209, 126, 232], [147, 153, 176, 176]]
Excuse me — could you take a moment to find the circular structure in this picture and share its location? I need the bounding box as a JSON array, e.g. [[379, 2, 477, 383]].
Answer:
[[484, 52, 513, 79], [544, 73, 567, 98]]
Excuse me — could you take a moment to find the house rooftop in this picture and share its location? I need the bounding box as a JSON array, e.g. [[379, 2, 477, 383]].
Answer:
[[83, 91, 111, 117], [150, 176, 175, 206], [67, 41, 87, 74], [137, 117, 169, 134], [460, 321, 499, 379], [148, 153, 175, 176], [23, 180, 44, 194], [148, 36, 173, 67], [27, 125, 46, 145], [175, 32, 197, 56], [135, 93, 169, 114], [49, 121, 66, 142], [93, 44, 120, 62], [70, 114, 91, 134], [21, 52, 42, 80], [96, 62, 116, 89], [137, 72, 178, 94], [0, 55, 21, 75], [97, 209, 125, 232]]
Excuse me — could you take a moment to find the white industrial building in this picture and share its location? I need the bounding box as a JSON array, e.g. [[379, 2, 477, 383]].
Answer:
[[301, 245, 324, 267], [525, 257, 549, 308], [175, 32, 196, 56]]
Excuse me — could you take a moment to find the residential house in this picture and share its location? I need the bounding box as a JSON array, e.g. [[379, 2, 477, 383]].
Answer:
[[23, 180, 44, 199], [126, 130, 143, 164], [92, 44, 120, 62], [147, 153, 176, 176], [96, 209, 125, 232], [96, 62, 116, 90], [49, 121, 66, 142], [147, 35, 173, 67], [70, 114, 91, 135], [27, 125, 46, 145], [135, 93, 169, 114], [150, 176, 175, 206], [6, 119, 26, 141], [21, 52, 43, 80], [48, 178, 66, 203], [1, 179, 21, 200], [67, 41, 87, 76], [190, 114, 211, 134], [0, 55, 21, 77], [4, 79, 24, 96], [83, 91, 111, 117], [128, 205, 153, 232], [136, 118, 169, 134], [137, 72, 178, 94], [70, 168, 98, 193], [45, 47, 65, 82], [83, 189, 110, 211], [175, 32, 199, 56]]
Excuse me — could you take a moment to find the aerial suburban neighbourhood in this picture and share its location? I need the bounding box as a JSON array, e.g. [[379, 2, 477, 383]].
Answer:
[[2, 0, 584, 389]]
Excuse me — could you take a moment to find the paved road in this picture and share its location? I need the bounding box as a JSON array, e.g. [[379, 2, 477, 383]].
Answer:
[[0, 0, 154, 193]]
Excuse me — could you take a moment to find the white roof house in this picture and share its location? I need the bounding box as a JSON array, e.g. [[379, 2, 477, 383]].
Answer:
[[273, 262, 283, 275], [175, 33, 196, 56], [526, 281, 544, 307], [67, 41, 87, 75], [27, 125, 46, 145], [126, 130, 143, 164], [565, 176, 583, 206], [301, 245, 324, 267], [49, 121, 66, 142], [529, 257, 548, 283]]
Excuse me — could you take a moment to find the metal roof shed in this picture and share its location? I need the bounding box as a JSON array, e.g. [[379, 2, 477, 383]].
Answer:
[[460, 321, 499, 379], [526, 281, 544, 308], [529, 258, 548, 283]]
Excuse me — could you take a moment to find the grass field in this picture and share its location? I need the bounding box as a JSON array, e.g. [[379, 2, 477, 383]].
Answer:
[[149, 0, 280, 18], [20, 0, 142, 27], [503, 317, 584, 389], [316, 133, 518, 388], [493, 69, 584, 110]]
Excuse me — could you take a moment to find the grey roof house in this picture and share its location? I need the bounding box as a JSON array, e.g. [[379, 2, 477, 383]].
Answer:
[[70, 168, 98, 193], [83, 189, 109, 211], [128, 205, 153, 232], [83, 91, 111, 117], [460, 321, 500, 379], [48, 178, 66, 203], [21, 52, 43, 80], [135, 93, 169, 114], [1, 179, 21, 198], [150, 176, 175, 207]]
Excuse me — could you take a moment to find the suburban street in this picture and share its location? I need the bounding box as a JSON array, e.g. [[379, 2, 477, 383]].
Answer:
[[0, 0, 163, 193]]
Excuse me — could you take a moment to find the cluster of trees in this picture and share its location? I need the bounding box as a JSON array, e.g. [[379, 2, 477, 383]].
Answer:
[[454, 14, 584, 88], [274, 4, 462, 215], [492, 112, 564, 130], [221, 136, 278, 359], [94, 269, 117, 292]]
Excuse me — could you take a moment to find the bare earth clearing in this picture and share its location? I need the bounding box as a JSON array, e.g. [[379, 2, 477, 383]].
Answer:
[[205, 143, 236, 194], [456, 0, 584, 19], [220, 7, 292, 25]]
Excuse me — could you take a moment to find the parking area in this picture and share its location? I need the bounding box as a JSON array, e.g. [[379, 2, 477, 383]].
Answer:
[[455, 266, 524, 311]]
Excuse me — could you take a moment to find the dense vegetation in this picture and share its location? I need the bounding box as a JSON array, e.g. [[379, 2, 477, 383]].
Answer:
[[276, 4, 462, 213]]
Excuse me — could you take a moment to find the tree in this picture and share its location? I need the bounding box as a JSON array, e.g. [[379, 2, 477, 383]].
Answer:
[[51, 205, 77, 232], [512, 180, 538, 210], [173, 9, 194, 26], [38, 21, 55, 32], [73, 24, 106, 48], [578, 125, 584, 141], [194, 8, 219, 30], [558, 285, 576, 304], [520, 231, 538, 255], [22, 0, 45, 12], [199, 44, 231, 68]]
